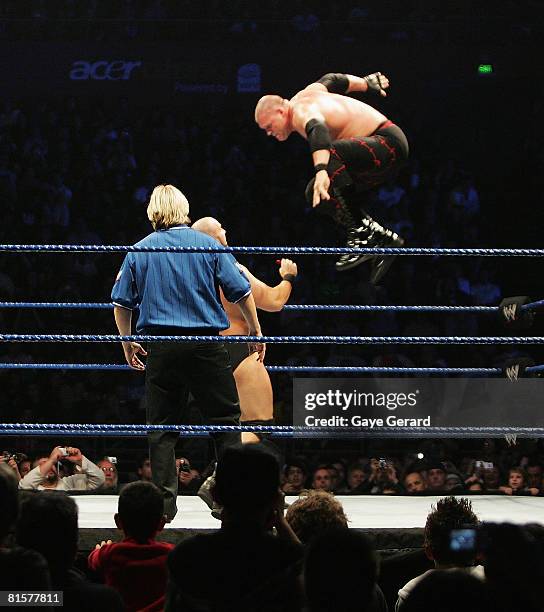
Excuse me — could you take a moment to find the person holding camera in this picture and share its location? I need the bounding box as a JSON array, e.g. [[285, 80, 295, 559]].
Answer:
[[396, 497, 483, 610], [0, 451, 26, 482], [367, 458, 403, 495], [18, 446, 105, 491], [176, 456, 201, 494]]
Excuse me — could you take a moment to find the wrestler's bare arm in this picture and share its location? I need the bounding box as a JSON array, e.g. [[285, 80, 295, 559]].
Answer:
[[291, 101, 332, 206], [304, 72, 389, 96], [237, 261, 296, 312]]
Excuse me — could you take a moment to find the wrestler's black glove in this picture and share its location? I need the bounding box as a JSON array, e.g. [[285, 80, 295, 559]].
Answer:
[[363, 72, 386, 95]]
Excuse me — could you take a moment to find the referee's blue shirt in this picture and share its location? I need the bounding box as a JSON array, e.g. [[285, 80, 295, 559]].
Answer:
[[111, 225, 250, 332]]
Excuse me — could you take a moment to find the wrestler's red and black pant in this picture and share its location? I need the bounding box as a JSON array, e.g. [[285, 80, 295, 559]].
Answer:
[[306, 121, 409, 227]]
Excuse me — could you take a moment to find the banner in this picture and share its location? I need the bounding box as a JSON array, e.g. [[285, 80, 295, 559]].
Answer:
[[293, 378, 544, 430]]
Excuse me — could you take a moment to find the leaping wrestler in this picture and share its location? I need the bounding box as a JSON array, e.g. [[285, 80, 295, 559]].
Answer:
[[255, 70, 409, 283]]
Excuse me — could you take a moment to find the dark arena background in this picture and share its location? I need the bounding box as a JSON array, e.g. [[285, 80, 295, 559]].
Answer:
[[1, 3, 544, 611]]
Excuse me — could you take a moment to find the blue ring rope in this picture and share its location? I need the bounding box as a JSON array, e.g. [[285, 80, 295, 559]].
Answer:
[[1, 334, 543, 344], [1, 363, 544, 375], [0, 302, 499, 312], [1, 244, 544, 256], [1, 300, 542, 313], [1, 423, 543, 439]]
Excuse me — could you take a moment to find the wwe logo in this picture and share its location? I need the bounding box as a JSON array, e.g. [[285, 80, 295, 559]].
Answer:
[[506, 365, 520, 381], [502, 303, 518, 322]]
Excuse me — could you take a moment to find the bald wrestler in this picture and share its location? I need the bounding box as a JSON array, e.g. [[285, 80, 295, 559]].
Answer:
[[255, 71, 409, 283], [192, 217, 297, 443]]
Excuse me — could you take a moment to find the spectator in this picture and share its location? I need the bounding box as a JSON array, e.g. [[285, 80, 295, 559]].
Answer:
[[16, 492, 123, 611], [0, 450, 25, 482], [282, 459, 308, 494], [97, 457, 119, 492], [482, 465, 501, 492], [311, 466, 333, 492], [444, 472, 465, 492], [346, 462, 368, 492], [0, 464, 53, 594], [425, 461, 447, 492], [469, 269, 501, 306], [175, 456, 201, 494], [404, 471, 427, 494], [367, 458, 403, 495], [19, 446, 105, 491], [526, 463, 542, 489], [305, 529, 387, 612], [377, 177, 406, 209], [401, 570, 492, 612], [499, 467, 539, 496], [0, 463, 19, 543], [137, 457, 152, 482], [88, 481, 173, 611], [17, 455, 31, 479], [483, 523, 544, 612], [396, 497, 483, 610], [285, 490, 348, 544], [166, 444, 303, 611], [330, 460, 348, 492]]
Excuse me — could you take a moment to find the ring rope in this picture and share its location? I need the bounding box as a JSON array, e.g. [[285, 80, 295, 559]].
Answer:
[[0, 302, 502, 312], [1, 244, 544, 256], [1, 423, 544, 439], [1, 363, 544, 375], [2, 300, 542, 313], [1, 334, 543, 344]]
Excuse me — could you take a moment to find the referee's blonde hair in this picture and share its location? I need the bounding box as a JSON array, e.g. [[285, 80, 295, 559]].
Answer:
[[147, 184, 190, 230]]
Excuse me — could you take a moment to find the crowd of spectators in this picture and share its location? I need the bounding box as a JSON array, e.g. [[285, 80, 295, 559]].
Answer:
[[2, 437, 544, 497], [1, 1, 540, 22], [2, 444, 544, 611], [0, 1, 540, 49]]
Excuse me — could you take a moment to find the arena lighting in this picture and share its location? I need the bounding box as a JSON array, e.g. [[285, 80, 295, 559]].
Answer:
[[478, 64, 493, 75]]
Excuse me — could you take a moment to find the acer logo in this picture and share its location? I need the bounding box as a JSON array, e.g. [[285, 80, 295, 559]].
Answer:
[[69, 60, 142, 81]]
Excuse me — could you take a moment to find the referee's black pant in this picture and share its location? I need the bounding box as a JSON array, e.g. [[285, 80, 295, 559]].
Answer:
[[144, 337, 241, 520]]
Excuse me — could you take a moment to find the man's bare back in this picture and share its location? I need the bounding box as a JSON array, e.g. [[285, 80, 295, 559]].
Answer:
[[220, 290, 249, 335], [289, 88, 387, 141]]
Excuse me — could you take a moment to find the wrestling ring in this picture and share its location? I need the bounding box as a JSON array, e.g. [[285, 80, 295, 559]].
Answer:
[[1, 241, 544, 440], [2, 241, 544, 536]]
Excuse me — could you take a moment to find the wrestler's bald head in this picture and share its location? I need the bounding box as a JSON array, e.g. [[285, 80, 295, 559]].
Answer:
[[254, 95, 285, 122], [192, 217, 227, 246]]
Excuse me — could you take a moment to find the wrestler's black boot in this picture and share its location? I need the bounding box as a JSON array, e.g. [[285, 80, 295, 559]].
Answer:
[[333, 190, 404, 278]]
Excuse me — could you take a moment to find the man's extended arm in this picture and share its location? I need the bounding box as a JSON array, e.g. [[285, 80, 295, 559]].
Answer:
[[63, 456, 106, 491], [316, 71, 389, 96], [239, 259, 297, 312]]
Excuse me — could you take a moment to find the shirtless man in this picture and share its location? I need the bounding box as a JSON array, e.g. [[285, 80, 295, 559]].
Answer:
[[191, 216, 297, 443], [255, 71, 409, 283]]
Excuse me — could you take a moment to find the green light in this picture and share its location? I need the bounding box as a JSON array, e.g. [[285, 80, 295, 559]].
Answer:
[[478, 64, 493, 74]]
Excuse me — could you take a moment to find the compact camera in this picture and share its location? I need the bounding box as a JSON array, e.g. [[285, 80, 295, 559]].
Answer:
[[178, 460, 191, 473], [475, 461, 494, 470], [2, 451, 24, 463], [57, 447, 70, 457], [378, 458, 388, 470]]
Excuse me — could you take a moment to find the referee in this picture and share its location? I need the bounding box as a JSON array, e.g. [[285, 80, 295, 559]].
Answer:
[[111, 184, 264, 520]]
